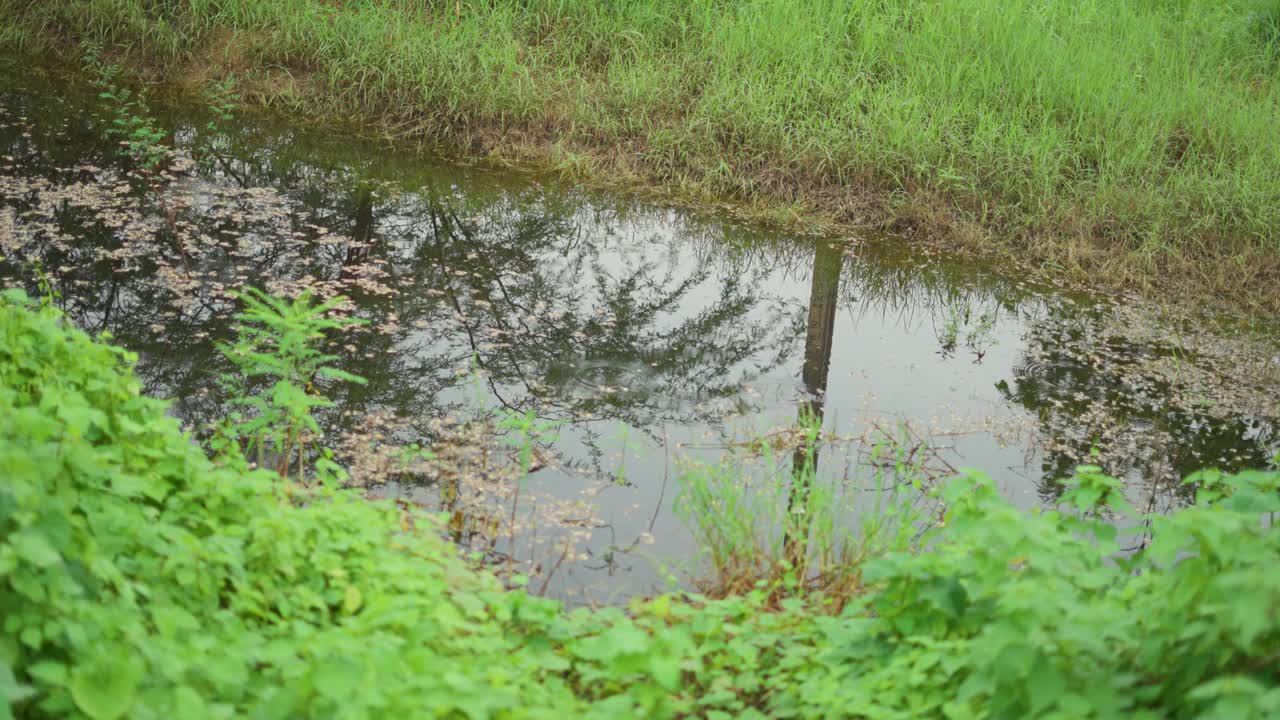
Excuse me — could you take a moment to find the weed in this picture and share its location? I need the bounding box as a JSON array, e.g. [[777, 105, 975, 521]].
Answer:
[[937, 301, 998, 359], [203, 75, 238, 129], [214, 288, 367, 481], [675, 415, 935, 606], [82, 44, 168, 174], [194, 74, 239, 167], [938, 308, 961, 356]]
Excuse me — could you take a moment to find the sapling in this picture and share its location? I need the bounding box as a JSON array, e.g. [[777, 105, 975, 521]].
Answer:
[[216, 288, 367, 482]]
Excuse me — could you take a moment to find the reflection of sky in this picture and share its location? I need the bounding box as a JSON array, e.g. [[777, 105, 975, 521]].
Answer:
[[450, 234, 1049, 604], [366, 207, 1038, 603]]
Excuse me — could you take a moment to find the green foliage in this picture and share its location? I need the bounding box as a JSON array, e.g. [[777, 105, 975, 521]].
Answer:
[[840, 467, 1280, 718], [195, 74, 238, 168], [497, 408, 561, 475], [1247, 0, 1280, 53], [2, 291, 1279, 718], [0, 289, 578, 719], [203, 75, 238, 130], [938, 301, 998, 358], [674, 415, 935, 600], [82, 44, 168, 173], [215, 288, 366, 480]]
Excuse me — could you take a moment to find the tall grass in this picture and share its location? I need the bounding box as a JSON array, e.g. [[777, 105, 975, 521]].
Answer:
[[5, 0, 1280, 303], [674, 417, 939, 602]]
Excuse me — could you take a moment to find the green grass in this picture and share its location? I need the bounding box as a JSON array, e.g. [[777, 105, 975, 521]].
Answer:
[[5, 0, 1280, 305], [7, 0, 1280, 304], [5, 288, 1280, 718], [673, 415, 937, 601]]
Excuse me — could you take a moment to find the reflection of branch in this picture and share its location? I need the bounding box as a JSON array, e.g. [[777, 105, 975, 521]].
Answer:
[[1119, 479, 1163, 554], [443, 205, 540, 336], [423, 205, 510, 407], [686, 419, 966, 490], [210, 152, 249, 188], [650, 427, 670, 534], [536, 541, 572, 597], [856, 420, 960, 491], [96, 276, 119, 332]]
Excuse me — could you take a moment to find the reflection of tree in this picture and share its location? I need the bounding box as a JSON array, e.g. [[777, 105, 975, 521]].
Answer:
[[402, 194, 793, 434], [0, 85, 799, 475], [996, 305, 1279, 508], [784, 240, 842, 563], [805, 227, 1279, 509]]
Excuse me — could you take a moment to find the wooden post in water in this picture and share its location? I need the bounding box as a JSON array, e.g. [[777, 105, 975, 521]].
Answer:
[[784, 240, 843, 570]]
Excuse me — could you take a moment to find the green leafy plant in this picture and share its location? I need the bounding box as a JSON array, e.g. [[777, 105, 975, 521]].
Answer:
[[3, 291, 1279, 719], [204, 75, 238, 129], [939, 307, 962, 355], [215, 288, 367, 481], [1058, 462, 1132, 517], [195, 75, 239, 168], [82, 45, 168, 173], [938, 301, 999, 359]]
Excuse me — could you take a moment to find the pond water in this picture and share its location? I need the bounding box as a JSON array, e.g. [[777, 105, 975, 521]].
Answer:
[[2, 70, 1278, 604]]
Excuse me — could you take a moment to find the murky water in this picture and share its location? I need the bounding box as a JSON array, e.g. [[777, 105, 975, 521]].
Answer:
[[2, 71, 1278, 604]]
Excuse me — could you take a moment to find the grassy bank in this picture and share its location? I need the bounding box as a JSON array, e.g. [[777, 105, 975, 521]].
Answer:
[[4, 0, 1280, 308], [5, 289, 1280, 715]]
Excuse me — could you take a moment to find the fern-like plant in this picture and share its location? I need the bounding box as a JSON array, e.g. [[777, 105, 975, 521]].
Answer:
[[215, 288, 366, 481], [82, 44, 169, 174]]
